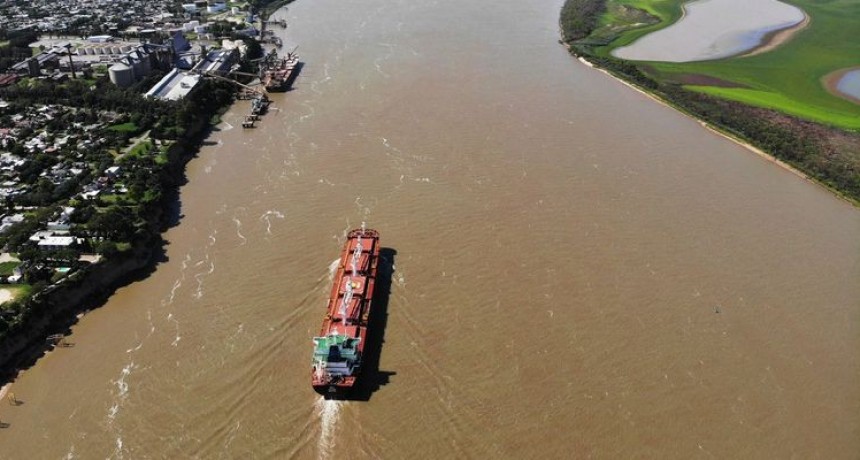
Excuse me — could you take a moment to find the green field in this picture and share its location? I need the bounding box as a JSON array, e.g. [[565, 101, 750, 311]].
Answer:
[[108, 122, 140, 133], [590, 0, 860, 130]]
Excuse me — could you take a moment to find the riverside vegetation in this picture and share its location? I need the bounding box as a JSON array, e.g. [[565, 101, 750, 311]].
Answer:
[[0, 27, 278, 371], [561, 0, 860, 204], [0, 75, 235, 368]]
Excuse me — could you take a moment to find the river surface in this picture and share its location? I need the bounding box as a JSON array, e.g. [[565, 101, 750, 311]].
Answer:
[[613, 0, 805, 62], [2, 0, 859, 457]]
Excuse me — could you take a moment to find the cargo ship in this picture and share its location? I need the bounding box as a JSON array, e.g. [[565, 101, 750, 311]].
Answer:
[[312, 225, 380, 394], [261, 49, 299, 92]]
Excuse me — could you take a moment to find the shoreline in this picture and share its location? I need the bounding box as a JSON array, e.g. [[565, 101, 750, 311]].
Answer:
[[822, 66, 860, 105], [0, 112, 224, 383], [570, 47, 851, 203], [0, 0, 295, 392], [739, 12, 811, 58]]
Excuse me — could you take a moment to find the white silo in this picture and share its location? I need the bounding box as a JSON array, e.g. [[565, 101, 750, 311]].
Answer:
[[109, 62, 135, 87]]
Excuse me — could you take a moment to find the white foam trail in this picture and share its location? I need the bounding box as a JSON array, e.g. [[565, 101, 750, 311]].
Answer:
[[116, 364, 132, 396], [328, 258, 340, 281], [166, 279, 182, 305], [107, 361, 135, 425], [113, 436, 124, 459], [126, 310, 156, 353], [162, 252, 192, 307], [395, 266, 405, 288], [107, 404, 119, 420], [168, 313, 181, 346], [232, 217, 247, 245], [315, 398, 343, 460], [62, 445, 76, 460], [259, 210, 286, 235]]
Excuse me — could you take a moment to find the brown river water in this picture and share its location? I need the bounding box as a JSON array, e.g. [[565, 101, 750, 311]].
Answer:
[[1, 0, 859, 457]]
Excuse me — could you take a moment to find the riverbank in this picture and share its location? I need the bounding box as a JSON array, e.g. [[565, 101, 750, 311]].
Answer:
[[586, 0, 860, 130], [562, 0, 860, 205], [0, 97, 233, 382], [572, 50, 819, 189]]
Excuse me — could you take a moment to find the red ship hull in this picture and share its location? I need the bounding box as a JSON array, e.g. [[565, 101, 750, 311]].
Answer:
[[312, 227, 380, 394]]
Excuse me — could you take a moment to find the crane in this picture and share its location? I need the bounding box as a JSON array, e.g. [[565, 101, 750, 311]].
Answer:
[[195, 69, 268, 99]]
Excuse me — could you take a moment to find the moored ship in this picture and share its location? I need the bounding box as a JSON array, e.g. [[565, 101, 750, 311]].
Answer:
[[261, 49, 299, 92], [312, 225, 380, 394]]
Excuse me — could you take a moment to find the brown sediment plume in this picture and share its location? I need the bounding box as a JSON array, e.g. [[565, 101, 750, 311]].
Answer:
[[822, 67, 860, 105], [740, 13, 810, 58]]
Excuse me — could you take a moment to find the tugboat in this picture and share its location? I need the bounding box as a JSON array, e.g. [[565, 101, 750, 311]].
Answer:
[[312, 225, 380, 395]]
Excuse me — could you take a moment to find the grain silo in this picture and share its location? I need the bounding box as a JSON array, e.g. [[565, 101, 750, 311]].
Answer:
[[109, 62, 134, 87]]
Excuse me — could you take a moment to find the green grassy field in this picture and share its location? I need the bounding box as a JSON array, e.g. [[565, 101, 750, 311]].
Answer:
[[591, 0, 860, 130], [108, 122, 140, 133], [589, 0, 682, 48]]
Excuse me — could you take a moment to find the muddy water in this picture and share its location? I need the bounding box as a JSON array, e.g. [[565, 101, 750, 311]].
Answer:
[[1, 0, 859, 457]]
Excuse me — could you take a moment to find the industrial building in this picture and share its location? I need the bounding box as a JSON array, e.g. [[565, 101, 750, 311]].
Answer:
[[144, 48, 237, 100]]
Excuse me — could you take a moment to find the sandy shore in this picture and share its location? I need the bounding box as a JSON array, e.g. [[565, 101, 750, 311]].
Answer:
[[822, 66, 860, 104], [740, 13, 811, 58]]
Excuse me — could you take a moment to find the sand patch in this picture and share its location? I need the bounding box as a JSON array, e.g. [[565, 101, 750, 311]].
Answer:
[[740, 12, 810, 57]]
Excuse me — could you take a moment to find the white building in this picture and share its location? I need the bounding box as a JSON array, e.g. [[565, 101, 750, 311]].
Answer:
[[37, 236, 75, 251]]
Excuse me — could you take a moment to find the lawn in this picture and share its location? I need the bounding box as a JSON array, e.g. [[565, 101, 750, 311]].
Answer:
[[0, 285, 30, 305], [0, 262, 19, 277], [108, 122, 141, 133], [593, 0, 860, 129]]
